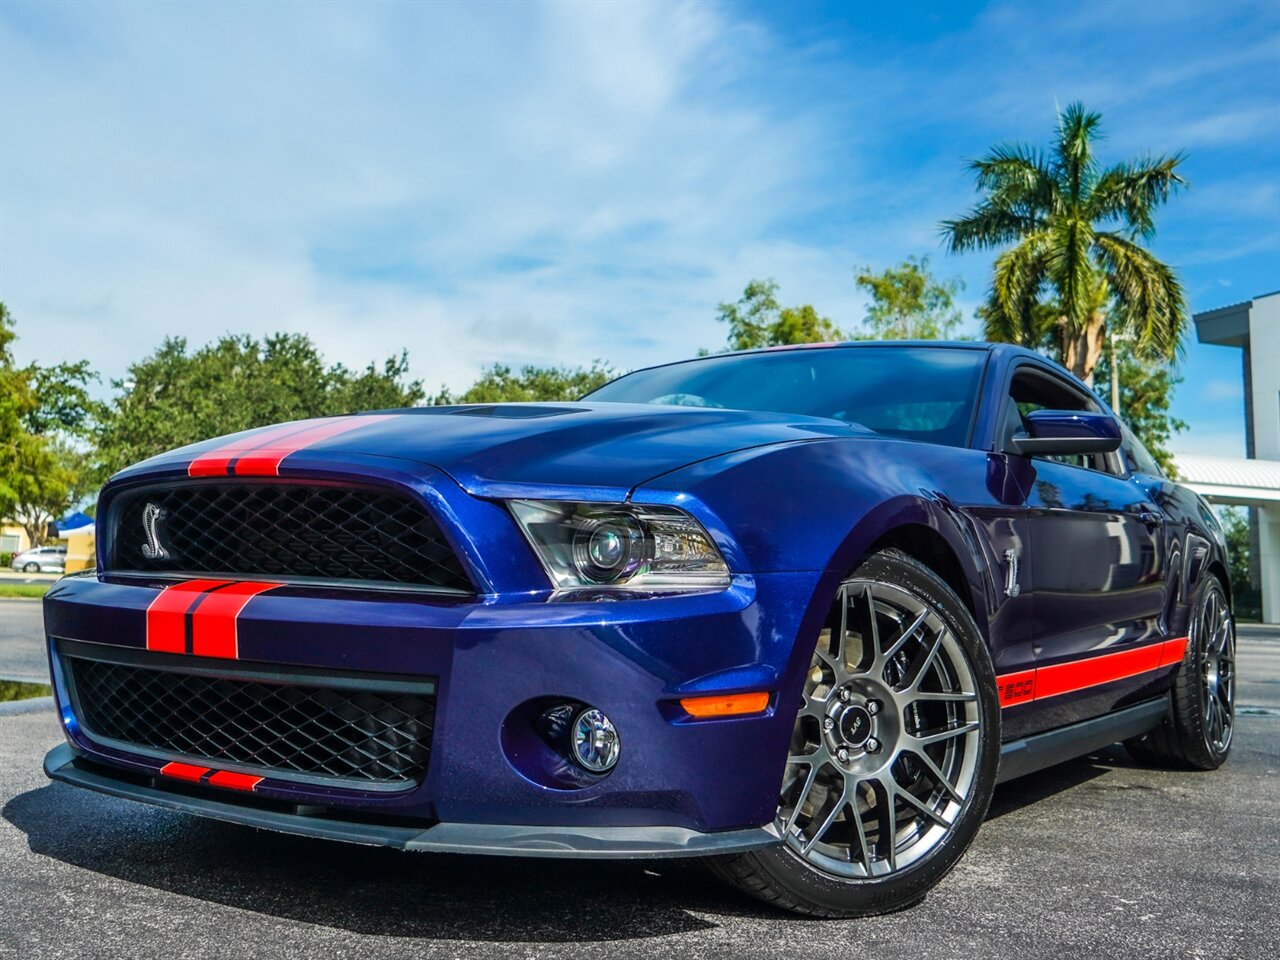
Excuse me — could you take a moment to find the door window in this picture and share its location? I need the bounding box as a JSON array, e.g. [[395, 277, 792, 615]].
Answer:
[[1000, 367, 1121, 475]]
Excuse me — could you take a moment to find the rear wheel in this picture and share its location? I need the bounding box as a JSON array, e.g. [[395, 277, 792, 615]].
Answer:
[[1125, 576, 1234, 770], [708, 550, 1000, 917]]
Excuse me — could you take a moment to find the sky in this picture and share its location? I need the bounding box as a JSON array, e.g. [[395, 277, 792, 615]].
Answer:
[[1, 0, 1277, 458]]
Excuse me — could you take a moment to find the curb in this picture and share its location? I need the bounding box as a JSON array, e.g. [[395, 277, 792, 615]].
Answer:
[[0, 696, 54, 717]]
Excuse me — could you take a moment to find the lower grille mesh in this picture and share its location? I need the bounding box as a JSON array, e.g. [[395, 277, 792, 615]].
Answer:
[[67, 656, 435, 786]]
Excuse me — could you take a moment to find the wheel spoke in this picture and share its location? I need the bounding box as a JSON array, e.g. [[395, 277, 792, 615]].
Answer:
[[909, 690, 977, 704], [894, 785, 953, 831], [786, 760, 822, 831], [902, 629, 946, 693], [864, 583, 881, 664], [908, 721, 979, 748], [879, 608, 928, 666], [802, 790, 849, 855], [874, 778, 898, 871], [906, 747, 962, 802], [848, 785, 873, 873]]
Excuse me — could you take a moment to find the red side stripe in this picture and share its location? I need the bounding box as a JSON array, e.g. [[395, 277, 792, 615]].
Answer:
[[159, 761, 209, 782], [187, 420, 325, 477], [145, 580, 232, 652], [996, 669, 1037, 707], [206, 771, 264, 792], [998, 637, 1188, 708], [191, 581, 281, 659], [230, 414, 397, 476], [1158, 636, 1189, 667]]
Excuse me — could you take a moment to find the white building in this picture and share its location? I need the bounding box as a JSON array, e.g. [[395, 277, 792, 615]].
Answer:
[[1191, 291, 1280, 623]]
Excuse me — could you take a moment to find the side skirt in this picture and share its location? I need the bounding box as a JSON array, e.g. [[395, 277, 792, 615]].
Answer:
[[997, 698, 1167, 784]]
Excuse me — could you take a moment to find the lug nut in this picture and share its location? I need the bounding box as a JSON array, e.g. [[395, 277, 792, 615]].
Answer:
[[823, 717, 834, 732], [865, 737, 881, 754], [867, 700, 881, 716], [839, 688, 852, 703], [837, 747, 850, 762]]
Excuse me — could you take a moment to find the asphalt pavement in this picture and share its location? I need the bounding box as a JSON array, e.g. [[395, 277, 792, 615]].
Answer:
[[0, 606, 1276, 959]]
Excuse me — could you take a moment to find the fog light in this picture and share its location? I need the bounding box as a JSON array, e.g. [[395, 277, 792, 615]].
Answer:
[[571, 708, 620, 772]]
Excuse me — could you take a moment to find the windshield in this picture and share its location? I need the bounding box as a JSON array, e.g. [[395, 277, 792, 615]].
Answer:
[[585, 345, 988, 448]]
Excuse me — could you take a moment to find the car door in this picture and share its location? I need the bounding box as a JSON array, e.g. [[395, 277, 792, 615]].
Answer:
[[1000, 363, 1168, 734]]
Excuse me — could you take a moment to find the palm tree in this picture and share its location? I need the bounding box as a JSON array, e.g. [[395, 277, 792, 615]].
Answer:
[[941, 104, 1188, 386]]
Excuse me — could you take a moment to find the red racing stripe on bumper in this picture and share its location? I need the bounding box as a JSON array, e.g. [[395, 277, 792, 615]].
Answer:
[[190, 581, 281, 658], [159, 762, 262, 792], [145, 579, 233, 653], [205, 770, 264, 792], [997, 637, 1188, 708], [159, 761, 209, 782]]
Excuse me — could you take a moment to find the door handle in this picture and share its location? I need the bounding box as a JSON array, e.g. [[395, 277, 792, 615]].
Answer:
[[1138, 511, 1162, 528]]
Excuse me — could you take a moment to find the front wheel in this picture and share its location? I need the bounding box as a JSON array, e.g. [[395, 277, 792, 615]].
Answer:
[[22, 562, 39, 573], [708, 549, 1001, 917]]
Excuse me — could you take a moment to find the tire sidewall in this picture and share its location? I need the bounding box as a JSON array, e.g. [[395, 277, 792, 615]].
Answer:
[[1181, 576, 1233, 765]]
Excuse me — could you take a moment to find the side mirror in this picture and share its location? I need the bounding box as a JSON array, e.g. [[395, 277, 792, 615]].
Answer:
[[1006, 409, 1122, 457]]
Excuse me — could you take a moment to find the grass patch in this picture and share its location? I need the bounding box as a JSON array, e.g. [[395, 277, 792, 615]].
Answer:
[[0, 583, 50, 599], [0, 679, 52, 702]]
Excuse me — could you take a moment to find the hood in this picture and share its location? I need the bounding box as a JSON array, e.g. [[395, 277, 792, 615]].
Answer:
[[130, 403, 868, 495]]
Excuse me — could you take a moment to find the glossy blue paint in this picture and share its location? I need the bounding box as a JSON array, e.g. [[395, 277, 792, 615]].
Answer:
[[45, 342, 1229, 841]]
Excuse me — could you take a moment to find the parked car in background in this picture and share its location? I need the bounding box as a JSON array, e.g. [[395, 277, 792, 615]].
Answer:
[[10, 545, 66, 574]]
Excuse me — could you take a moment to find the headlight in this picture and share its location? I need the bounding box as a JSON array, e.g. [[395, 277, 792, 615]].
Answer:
[[508, 499, 730, 594]]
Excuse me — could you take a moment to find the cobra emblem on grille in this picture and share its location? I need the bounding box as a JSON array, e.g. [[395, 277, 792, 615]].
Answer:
[[140, 502, 169, 560]]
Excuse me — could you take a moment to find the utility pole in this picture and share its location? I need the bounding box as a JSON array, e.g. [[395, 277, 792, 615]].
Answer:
[[1109, 330, 1121, 414]]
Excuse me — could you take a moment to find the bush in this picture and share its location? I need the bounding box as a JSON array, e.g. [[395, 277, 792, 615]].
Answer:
[[0, 552, 11, 568]]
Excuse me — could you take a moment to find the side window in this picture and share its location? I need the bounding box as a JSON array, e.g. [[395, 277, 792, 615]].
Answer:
[[1121, 424, 1165, 478], [1001, 367, 1121, 475]]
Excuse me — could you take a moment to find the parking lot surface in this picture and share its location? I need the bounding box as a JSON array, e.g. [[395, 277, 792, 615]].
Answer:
[[1, 618, 1276, 959]]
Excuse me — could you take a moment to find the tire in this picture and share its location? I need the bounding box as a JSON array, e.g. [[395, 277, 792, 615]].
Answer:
[[22, 562, 38, 573], [1125, 576, 1234, 771], [707, 548, 1001, 917]]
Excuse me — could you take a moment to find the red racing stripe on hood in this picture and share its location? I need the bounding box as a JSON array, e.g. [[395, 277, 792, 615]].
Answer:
[[187, 420, 328, 477], [186, 414, 398, 478]]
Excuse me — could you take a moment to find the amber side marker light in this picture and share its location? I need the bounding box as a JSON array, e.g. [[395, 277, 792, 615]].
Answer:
[[679, 691, 770, 718]]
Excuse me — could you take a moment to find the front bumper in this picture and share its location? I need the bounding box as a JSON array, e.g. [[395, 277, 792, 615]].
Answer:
[[42, 566, 827, 849], [44, 744, 781, 858]]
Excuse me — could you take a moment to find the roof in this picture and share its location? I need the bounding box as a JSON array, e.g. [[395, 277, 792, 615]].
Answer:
[[1174, 454, 1280, 504], [1193, 291, 1280, 348]]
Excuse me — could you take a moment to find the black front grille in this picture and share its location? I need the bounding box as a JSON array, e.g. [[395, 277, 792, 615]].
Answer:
[[66, 654, 436, 786], [110, 481, 472, 592]]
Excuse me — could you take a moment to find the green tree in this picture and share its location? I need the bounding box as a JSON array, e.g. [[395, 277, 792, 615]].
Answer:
[[1219, 507, 1262, 622], [0, 303, 99, 545], [94, 333, 423, 477], [853, 256, 964, 340], [716, 280, 843, 351], [431, 361, 614, 404], [942, 103, 1188, 385], [1093, 347, 1186, 476]]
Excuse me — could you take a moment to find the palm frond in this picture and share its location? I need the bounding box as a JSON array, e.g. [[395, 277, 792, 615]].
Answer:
[[986, 233, 1050, 344], [1089, 155, 1188, 238], [1054, 102, 1102, 204], [940, 201, 1045, 253], [1044, 217, 1096, 330], [1094, 232, 1188, 361]]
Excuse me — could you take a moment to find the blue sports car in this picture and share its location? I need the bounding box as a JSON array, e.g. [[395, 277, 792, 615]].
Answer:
[[43, 341, 1235, 916]]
